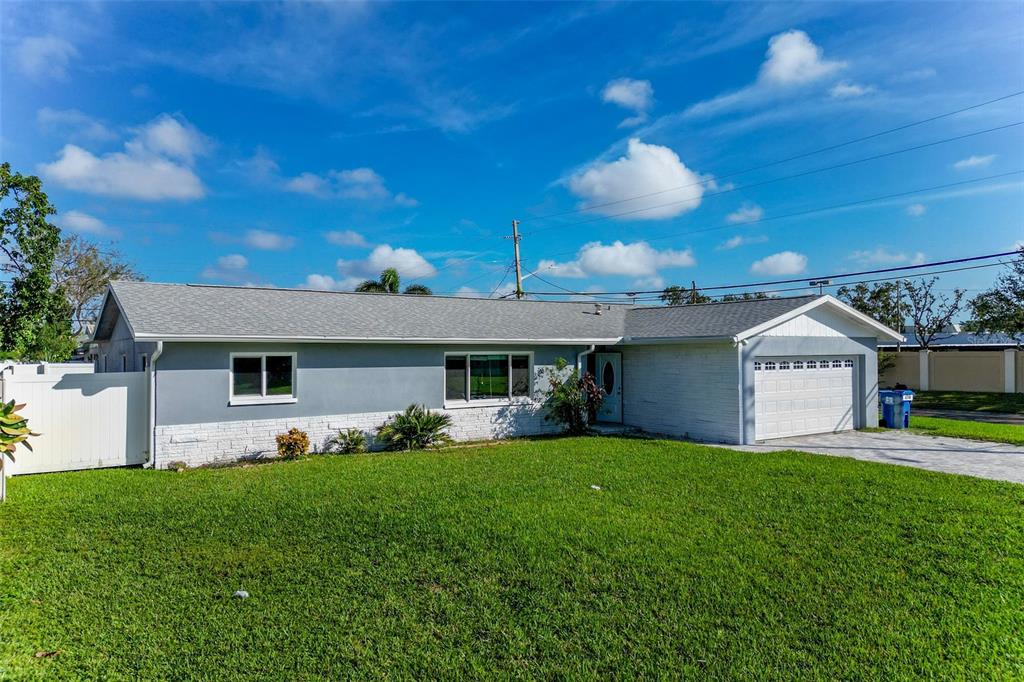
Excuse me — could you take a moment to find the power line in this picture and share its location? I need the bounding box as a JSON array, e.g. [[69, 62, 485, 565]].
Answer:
[[536, 170, 1024, 261], [521, 90, 1024, 224], [520, 249, 1021, 298], [521, 122, 1024, 235]]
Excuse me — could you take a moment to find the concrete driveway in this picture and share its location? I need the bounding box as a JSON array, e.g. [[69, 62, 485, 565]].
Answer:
[[723, 430, 1024, 484]]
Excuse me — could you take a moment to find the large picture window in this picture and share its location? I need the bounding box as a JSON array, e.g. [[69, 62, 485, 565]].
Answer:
[[445, 353, 531, 404], [230, 353, 296, 405]]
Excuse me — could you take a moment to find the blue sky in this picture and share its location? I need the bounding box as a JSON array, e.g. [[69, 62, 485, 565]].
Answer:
[[3, 1, 1022, 301]]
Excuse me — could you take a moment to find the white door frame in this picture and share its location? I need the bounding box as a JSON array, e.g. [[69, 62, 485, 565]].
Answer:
[[595, 352, 622, 422]]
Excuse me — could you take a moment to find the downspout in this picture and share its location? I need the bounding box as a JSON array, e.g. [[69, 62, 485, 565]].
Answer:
[[147, 341, 164, 469], [734, 336, 746, 445], [577, 344, 596, 374]]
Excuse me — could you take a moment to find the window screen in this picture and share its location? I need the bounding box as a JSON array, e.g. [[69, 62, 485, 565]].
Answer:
[[510, 355, 530, 397], [232, 356, 262, 396], [445, 355, 467, 401]]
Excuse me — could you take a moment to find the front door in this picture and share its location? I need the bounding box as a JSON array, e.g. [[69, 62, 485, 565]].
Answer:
[[595, 353, 622, 422]]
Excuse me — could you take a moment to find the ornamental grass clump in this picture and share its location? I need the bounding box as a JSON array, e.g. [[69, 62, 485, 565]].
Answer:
[[275, 428, 309, 459], [376, 404, 453, 451], [330, 428, 368, 454]]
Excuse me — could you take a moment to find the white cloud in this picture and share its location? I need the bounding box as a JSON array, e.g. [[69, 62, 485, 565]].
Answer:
[[127, 114, 210, 164], [726, 203, 764, 224], [953, 154, 995, 170], [848, 248, 925, 266], [758, 30, 845, 86], [38, 114, 208, 201], [830, 81, 874, 98], [55, 210, 118, 237], [201, 254, 258, 283], [244, 229, 295, 251], [300, 274, 360, 291], [567, 139, 706, 219], [337, 244, 436, 280], [283, 166, 416, 205], [36, 108, 117, 142], [685, 30, 844, 118], [602, 78, 654, 127], [717, 234, 768, 250], [750, 251, 807, 275], [906, 203, 926, 217], [14, 35, 78, 80], [325, 230, 369, 247], [538, 240, 696, 280]]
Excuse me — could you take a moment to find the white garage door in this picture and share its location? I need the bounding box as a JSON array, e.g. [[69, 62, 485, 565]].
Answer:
[[754, 357, 856, 440]]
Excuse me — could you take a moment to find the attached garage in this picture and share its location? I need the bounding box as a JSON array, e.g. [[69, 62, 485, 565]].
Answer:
[[753, 356, 857, 440]]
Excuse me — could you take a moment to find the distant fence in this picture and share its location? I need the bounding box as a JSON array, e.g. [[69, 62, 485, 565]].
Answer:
[[880, 349, 1022, 393], [0, 363, 148, 475]]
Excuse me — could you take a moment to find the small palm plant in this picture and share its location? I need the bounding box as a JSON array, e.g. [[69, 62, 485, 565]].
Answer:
[[376, 404, 453, 451], [1, 400, 39, 502], [355, 267, 432, 296]]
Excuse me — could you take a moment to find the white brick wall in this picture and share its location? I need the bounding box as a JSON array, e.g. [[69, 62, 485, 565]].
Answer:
[[154, 400, 559, 469], [620, 342, 740, 443]]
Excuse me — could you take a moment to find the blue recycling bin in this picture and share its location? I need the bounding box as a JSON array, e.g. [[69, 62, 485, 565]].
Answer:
[[880, 390, 914, 429]]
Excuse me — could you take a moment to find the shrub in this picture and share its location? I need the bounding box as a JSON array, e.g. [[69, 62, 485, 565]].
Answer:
[[275, 428, 309, 459], [540, 358, 605, 435], [330, 428, 367, 454], [376, 404, 453, 451]]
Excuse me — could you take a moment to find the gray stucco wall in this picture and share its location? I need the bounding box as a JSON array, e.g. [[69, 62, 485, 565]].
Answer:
[[619, 342, 741, 443], [95, 314, 156, 372], [739, 335, 879, 443], [154, 342, 583, 427]]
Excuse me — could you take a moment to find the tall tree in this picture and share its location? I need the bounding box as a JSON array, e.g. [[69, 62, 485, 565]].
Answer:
[[52, 236, 144, 336], [720, 292, 770, 302], [966, 246, 1024, 342], [836, 281, 904, 330], [901, 277, 965, 349], [0, 163, 69, 358], [355, 267, 432, 295], [660, 281, 711, 306]]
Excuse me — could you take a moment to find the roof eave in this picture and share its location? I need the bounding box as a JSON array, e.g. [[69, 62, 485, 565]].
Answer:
[[131, 334, 624, 345]]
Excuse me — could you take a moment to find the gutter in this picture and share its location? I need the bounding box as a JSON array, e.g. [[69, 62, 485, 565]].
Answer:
[[577, 344, 596, 373], [146, 341, 164, 469]]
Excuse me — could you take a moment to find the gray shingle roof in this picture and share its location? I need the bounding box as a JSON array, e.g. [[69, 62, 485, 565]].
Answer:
[[623, 296, 818, 340], [100, 281, 829, 343], [106, 281, 628, 342]]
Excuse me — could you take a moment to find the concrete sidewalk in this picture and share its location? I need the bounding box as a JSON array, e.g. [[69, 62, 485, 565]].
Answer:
[[718, 430, 1024, 484]]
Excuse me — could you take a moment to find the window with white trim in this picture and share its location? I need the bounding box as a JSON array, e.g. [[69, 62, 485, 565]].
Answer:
[[844, 359, 854, 368], [779, 361, 791, 370], [445, 353, 531, 404], [805, 360, 817, 369], [753, 361, 762, 371], [764, 361, 777, 371], [832, 360, 843, 368], [793, 360, 804, 370], [230, 353, 296, 404]]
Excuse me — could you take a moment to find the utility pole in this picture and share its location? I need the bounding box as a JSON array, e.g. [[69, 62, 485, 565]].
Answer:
[[510, 219, 524, 299], [689, 280, 699, 305]]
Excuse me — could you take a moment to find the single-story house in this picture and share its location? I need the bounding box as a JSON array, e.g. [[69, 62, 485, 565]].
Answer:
[[91, 281, 903, 468]]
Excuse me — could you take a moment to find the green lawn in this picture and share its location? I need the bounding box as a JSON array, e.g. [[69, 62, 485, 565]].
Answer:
[[909, 415, 1024, 445], [912, 390, 1024, 414], [2, 438, 1022, 680]]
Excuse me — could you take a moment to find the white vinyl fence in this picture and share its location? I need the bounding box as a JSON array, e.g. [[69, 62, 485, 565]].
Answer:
[[1, 363, 148, 475]]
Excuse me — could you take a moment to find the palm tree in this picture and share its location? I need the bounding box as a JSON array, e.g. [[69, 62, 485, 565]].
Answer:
[[355, 267, 432, 295]]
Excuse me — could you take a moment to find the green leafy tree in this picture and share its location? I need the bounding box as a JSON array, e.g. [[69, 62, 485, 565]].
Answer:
[[0, 164, 70, 359], [836, 281, 904, 331], [720, 292, 770, 302], [966, 246, 1024, 342], [660, 281, 711, 306], [355, 267, 432, 295]]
